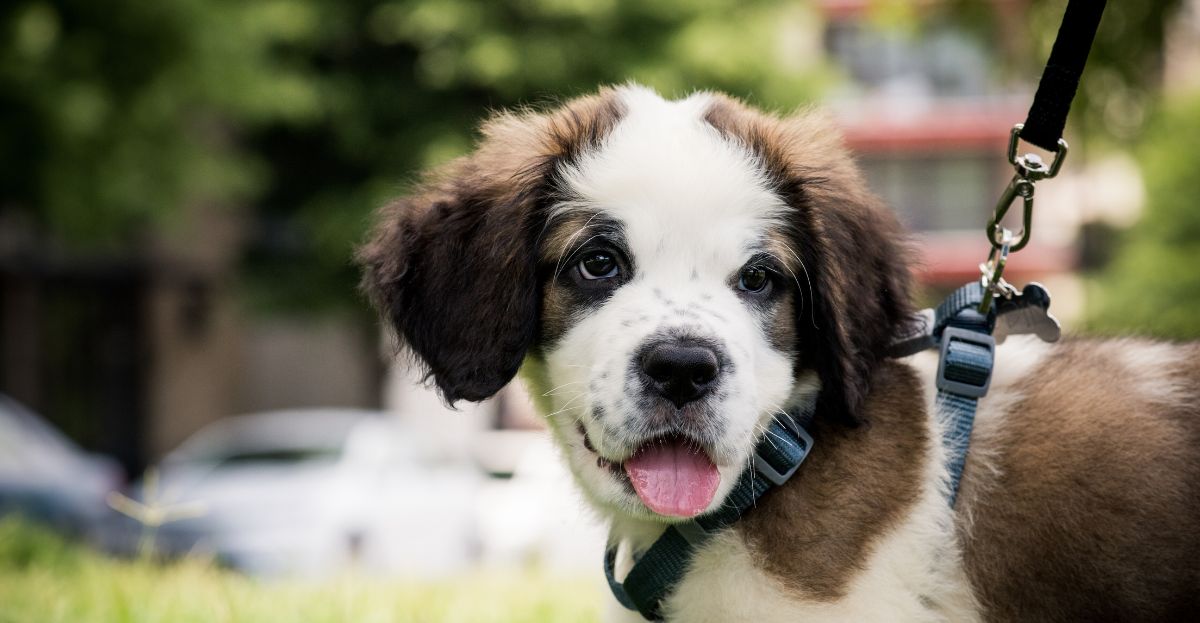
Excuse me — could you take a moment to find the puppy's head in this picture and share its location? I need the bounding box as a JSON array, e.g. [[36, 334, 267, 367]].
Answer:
[[359, 85, 911, 521]]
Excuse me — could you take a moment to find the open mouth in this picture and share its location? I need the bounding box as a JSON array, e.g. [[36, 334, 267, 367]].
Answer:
[[579, 424, 721, 518]]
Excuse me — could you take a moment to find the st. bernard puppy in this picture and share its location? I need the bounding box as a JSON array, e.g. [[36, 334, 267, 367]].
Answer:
[[358, 85, 1200, 622]]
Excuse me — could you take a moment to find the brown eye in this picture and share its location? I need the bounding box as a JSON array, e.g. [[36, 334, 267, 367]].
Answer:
[[579, 252, 619, 280], [738, 266, 770, 293]]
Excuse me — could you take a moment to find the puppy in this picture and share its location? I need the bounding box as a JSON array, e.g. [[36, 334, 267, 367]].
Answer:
[[358, 85, 1200, 622]]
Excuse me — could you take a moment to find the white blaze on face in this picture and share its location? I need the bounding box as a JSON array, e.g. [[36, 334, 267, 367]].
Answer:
[[540, 86, 804, 520]]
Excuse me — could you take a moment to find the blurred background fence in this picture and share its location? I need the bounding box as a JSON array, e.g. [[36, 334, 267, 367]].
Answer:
[[1, 0, 1199, 608]]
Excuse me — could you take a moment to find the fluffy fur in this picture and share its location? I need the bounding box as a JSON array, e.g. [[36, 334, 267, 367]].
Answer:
[[359, 85, 1200, 622]]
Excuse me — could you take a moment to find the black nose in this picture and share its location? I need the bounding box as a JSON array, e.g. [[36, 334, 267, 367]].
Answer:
[[641, 341, 721, 408]]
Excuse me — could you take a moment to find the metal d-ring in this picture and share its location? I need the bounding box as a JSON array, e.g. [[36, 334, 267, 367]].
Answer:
[[1007, 124, 1069, 180]]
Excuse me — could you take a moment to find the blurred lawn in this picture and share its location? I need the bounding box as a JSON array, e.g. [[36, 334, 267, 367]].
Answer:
[[0, 519, 602, 623]]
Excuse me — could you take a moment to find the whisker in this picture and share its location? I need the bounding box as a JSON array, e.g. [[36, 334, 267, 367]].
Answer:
[[549, 212, 606, 288], [542, 380, 586, 396], [554, 232, 607, 283], [775, 240, 817, 330], [762, 252, 804, 293], [544, 404, 586, 418], [544, 390, 589, 418], [543, 390, 588, 417]]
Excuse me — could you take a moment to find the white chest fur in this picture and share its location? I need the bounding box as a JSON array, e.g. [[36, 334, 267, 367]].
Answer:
[[665, 497, 978, 623], [608, 504, 979, 622]]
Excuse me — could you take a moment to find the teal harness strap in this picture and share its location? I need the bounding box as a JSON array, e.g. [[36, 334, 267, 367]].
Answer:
[[605, 413, 813, 620], [931, 282, 996, 507]]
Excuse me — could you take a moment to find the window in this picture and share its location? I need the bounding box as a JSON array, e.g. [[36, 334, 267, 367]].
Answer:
[[825, 19, 992, 98], [859, 153, 1005, 232]]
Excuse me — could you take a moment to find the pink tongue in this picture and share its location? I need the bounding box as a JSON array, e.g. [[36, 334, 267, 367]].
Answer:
[[624, 440, 721, 518]]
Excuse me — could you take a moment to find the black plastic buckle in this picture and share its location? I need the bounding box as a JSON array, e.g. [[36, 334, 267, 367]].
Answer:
[[936, 327, 995, 398]]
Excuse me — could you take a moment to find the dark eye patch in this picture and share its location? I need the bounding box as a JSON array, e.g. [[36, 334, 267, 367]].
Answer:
[[536, 212, 633, 347]]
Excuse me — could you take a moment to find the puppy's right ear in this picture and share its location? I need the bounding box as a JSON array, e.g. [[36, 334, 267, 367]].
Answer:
[[357, 90, 625, 403]]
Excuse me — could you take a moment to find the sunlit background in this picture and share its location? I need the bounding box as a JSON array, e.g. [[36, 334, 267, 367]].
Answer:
[[2, 0, 1198, 620]]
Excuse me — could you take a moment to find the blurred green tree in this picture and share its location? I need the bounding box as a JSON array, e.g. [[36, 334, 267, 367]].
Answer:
[[1028, 0, 1183, 145], [945, 0, 1185, 147], [0, 0, 322, 247], [1086, 91, 1200, 338], [1, 0, 827, 313]]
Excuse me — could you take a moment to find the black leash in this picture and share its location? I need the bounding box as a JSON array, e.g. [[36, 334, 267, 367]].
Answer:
[[1020, 0, 1108, 152], [980, 0, 1107, 310]]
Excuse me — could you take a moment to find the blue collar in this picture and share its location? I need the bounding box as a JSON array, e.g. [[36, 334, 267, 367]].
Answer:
[[603, 282, 996, 620]]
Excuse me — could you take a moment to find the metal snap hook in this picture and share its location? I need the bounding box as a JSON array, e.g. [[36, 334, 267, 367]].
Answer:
[[986, 177, 1035, 252], [979, 228, 1017, 314]]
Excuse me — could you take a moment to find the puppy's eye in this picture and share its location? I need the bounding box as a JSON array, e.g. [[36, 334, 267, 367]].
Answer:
[[738, 266, 770, 293], [578, 252, 619, 280]]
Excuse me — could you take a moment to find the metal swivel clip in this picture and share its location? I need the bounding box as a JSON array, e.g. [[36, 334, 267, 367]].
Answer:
[[979, 125, 1069, 314]]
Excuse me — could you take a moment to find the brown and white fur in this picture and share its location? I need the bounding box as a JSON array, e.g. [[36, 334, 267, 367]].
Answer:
[[358, 85, 1200, 622]]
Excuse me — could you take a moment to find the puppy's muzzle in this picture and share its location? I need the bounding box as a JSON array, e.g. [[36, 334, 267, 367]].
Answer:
[[640, 339, 721, 409]]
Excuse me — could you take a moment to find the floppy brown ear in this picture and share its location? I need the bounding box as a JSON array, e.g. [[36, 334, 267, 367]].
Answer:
[[357, 91, 625, 403], [704, 96, 913, 426], [358, 177, 540, 402], [794, 178, 913, 426]]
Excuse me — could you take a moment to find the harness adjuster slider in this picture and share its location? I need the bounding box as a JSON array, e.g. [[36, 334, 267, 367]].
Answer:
[[936, 327, 996, 398], [752, 424, 813, 487]]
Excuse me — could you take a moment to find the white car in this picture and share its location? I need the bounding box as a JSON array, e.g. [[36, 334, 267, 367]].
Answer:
[[0, 394, 123, 539], [130, 409, 482, 577]]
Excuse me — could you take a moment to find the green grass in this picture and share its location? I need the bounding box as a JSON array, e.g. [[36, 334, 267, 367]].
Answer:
[[0, 519, 602, 623]]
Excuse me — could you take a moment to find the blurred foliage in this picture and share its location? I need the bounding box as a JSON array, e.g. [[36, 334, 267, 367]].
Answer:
[[1027, 0, 1183, 146], [0, 517, 602, 622], [1086, 91, 1200, 339], [1, 0, 826, 313], [945, 0, 1184, 147], [0, 0, 320, 247]]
